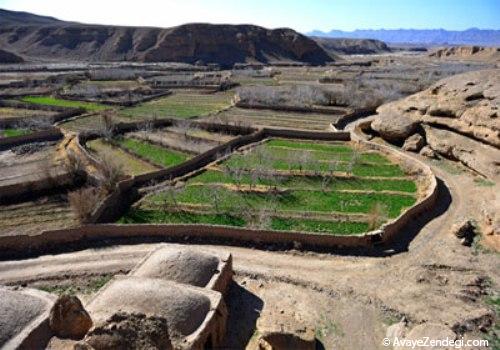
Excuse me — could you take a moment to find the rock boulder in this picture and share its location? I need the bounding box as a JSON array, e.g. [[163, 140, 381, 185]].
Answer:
[[371, 114, 419, 142], [49, 295, 92, 340], [402, 133, 425, 152]]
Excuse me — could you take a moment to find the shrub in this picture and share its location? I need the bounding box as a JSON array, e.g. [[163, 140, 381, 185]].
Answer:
[[367, 202, 389, 230], [68, 187, 101, 222], [97, 154, 125, 193]]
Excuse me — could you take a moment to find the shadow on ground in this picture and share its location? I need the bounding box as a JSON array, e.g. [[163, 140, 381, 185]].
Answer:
[[221, 281, 263, 349]]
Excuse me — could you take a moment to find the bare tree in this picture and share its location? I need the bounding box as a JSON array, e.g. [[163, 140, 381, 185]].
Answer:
[[346, 150, 360, 176], [100, 112, 115, 140]]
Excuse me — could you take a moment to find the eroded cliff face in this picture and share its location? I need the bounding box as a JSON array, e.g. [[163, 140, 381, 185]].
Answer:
[[373, 69, 500, 178], [377, 69, 499, 148], [0, 22, 333, 67]]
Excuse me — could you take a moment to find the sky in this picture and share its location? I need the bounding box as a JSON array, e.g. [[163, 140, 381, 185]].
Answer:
[[1, 0, 499, 32]]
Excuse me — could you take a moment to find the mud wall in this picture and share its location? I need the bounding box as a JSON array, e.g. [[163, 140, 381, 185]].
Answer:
[[0, 223, 376, 260]]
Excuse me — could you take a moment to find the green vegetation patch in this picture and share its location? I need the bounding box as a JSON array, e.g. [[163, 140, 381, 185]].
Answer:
[[122, 138, 418, 235], [115, 137, 189, 168], [224, 153, 404, 177], [21, 96, 108, 111], [119, 209, 245, 227], [1, 128, 30, 137], [120, 209, 368, 235], [194, 170, 417, 193], [35, 275, 112, 296], [148, 186, 415, 218]]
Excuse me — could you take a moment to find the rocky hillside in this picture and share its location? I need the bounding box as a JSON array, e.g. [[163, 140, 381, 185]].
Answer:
[[0, 9, 332, 67], [0, 49, 24, 63], [429, 46, 500, 62], [372, 69, 499, 178], [312, 37, 391, 55]]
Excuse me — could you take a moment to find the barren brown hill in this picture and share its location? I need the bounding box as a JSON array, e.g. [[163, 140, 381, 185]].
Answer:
[[0, 9, 333, 67], [0, 49, 24, 63], [312, 36, 391, 55]]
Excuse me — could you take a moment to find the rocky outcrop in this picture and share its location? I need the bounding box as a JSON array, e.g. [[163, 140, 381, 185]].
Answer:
[[0, 49, 24, 64], [376, 69, 500, 149], [430, 46, 500, 61], [312, 37, 391, 55], [49, 295, 92, 339], [0, 10, 332, 68], [402, 134, 425, 152], [423, 125, 499, 178], [371, 114, 419, 142], [395, 323, 456, 350]]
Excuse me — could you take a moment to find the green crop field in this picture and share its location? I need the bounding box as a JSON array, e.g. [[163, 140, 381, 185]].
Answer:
[[114, 137, 189, 168], [122, 139, 419, 235], [120, 90, 233, 119], [1, 128, 31, 138], [21, 96, 109, 111]]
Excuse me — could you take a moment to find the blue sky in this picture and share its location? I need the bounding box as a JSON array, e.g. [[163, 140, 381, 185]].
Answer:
[[1, 0, 499, 32]]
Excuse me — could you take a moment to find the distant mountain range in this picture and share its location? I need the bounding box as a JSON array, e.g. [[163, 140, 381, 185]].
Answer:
[[308, 28, 500, 46]]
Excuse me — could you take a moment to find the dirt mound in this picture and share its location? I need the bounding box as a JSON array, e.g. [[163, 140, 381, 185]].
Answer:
[[312, 37, 391, 55], [0, 286, 55, 348], [82, 312, 173, 350], [429, 46, 500, 61], [132, 247, 220, 287], [0, 10, 332, 68]]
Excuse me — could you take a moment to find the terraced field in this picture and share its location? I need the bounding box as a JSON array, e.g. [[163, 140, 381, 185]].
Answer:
[[59, 114, 136, 133], [127, 126, 237, 154], [0, 107, 56, 120], [0, 128, 30, 137], [122, 139, 418, 235], [86, 139, 160, 176], [21, 96, 109, 112], [113, 137, 190, 168], [120, 89, 233, 120], [0, 195, 76, 237], [276, 67, 330, 84], [204, 107, 346, 131]]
